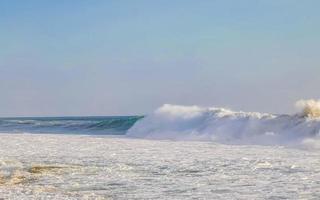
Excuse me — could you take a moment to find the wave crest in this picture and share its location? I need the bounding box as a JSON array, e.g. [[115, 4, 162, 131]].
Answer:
[[127, 103, 320, 145]]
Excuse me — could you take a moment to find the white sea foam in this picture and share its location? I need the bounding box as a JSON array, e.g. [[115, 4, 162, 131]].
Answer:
[[127, 101, 320, 145], [1, 133, 320, 199]]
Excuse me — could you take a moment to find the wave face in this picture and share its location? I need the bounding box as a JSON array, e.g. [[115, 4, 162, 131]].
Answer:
[[127, 104, 320, 145], [0, 116, 142, 135]]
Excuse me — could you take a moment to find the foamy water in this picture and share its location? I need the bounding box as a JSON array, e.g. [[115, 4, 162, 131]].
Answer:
[[1, 100, 320, 199], [0, 134, 320, 199]]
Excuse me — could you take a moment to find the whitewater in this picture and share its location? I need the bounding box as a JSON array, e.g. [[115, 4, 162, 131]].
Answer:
[[128, 100, 320, 146], [1, 100, 320, 199]]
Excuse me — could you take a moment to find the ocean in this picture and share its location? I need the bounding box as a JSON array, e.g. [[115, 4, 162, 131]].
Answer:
[[0, 116, 143, 135], [0, 104, 320, 199]]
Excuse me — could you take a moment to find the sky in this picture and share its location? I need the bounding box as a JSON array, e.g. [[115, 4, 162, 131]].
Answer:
[[1, 0, 320, 117]]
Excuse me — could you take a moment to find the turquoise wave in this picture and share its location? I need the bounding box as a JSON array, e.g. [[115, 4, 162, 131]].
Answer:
[[0, 116, 143, 135]]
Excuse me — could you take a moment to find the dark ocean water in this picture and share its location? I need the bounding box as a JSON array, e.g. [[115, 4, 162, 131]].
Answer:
[[0, 116, 143, 135]]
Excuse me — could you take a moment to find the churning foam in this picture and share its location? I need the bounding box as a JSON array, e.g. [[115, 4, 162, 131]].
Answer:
[[127, 100, 320, 145]]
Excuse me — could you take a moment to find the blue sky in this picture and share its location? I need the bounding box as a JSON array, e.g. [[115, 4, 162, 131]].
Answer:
[[1, 0, 320, 116]]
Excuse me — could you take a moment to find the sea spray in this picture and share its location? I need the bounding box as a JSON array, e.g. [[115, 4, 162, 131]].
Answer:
[[296, 99, 320, 118], [127, 101, 320, 145]]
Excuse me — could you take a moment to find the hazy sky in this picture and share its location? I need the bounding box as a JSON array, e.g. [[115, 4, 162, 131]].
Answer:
[[1, 0, 320, 117]]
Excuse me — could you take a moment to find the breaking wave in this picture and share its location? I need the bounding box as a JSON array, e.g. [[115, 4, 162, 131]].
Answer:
[[127, 100, 320, 145]]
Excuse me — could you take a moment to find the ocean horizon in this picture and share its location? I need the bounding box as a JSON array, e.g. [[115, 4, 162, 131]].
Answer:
[[2, 0, 320, 199]]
